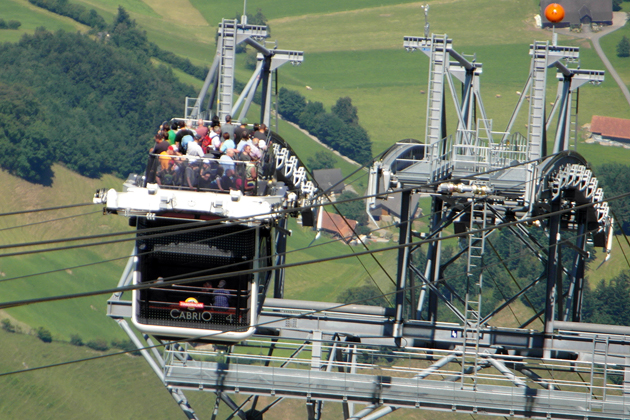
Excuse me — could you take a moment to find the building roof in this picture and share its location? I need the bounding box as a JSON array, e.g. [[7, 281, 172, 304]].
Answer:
[[590, 115, 630, 141], [541, 0, 612, 27], [320, 211, 357, 241], [313, 168, 345, 194]]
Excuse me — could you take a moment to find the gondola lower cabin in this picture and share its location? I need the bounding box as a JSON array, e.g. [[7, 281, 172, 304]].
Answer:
[[94, 123, 317, 343]]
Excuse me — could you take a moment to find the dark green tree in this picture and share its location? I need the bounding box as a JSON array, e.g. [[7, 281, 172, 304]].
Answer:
[[1, 319, 16, 333], [332, 96, 359, 125], [312, 113, 345, 150], [299, 101, 326, 132], [613, 0, 622, 11], [36, 327, 53, 343], [86, 339, 109, 351], [307, 151, 337, 171], [0, 19, 7, 29], [109, 7, 150, 54], [617, 36, 630, 57], [338, 124, 372, 165], [278, 87, 306, 123], [7, 20, 21, 30], [249, 8, 268, 26], [70, 334, 84, 346]]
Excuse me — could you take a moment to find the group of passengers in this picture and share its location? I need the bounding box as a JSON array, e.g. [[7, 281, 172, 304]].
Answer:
[[149, 115, 268, 194]]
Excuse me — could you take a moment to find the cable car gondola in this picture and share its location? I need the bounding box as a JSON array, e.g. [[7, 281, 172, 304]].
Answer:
[[131, 217, 272, 342], [94, 129, 317, 343]]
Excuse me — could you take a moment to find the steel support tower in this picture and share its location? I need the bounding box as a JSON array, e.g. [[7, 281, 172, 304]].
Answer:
[[185, 17, 302, 127]]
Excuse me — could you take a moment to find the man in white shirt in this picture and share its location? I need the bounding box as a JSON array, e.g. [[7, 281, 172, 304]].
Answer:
[[186, 134, 204, 157]]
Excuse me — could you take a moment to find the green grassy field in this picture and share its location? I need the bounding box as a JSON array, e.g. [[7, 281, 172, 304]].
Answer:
[[0, 0, 86, 43], [0, 328, 234, 420], [0, 165, 134, 342]]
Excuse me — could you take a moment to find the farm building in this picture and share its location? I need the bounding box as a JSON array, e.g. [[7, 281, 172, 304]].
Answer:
[[320, 211, 358, 243], [590, 115, 630, 143], [540, 0, 612, 28], [312, 168, 345, 195]]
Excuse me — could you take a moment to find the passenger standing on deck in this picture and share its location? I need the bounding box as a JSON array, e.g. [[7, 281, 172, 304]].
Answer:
[[254, 123, 268, 150], [214, 132, 229, 152], [156, 159, 176, 186], [196, 119, 208, 138], [249, 137, 263, 160], [198, 160, 214, 189], [150, 132, 170, 154], [221, 169, 236, 191], [175, 121, 194, 153], [209, 125, 221, 144], [185, 159, 201, 189], [236, 131, 250, 152], [222, 115, 236, 140], [239, 144, 253, 162], [186, 134, 204, 158], [220, 135, 236, 154], [220, 149, 236, 171], [168, 122, 177, 145], [235, 166, 256, 194], [181, 134, 194, 154], [234, 122, 248, 142]]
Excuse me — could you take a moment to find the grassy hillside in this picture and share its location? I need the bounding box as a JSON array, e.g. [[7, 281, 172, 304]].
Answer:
[[0, 165, 133, 342], [0, 328, 232, 420]]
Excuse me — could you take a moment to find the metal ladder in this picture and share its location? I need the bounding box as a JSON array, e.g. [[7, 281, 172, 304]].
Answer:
[[569, 88, 580, 151], [425, 34, 448, 151], [461, 199, 487, 388], [528, 41, 549, 161], [590, 335, 610, 406], [217, 19, 237, 122]]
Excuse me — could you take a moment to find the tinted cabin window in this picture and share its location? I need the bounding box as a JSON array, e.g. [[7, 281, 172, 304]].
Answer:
[[135, 218, 256, 332]]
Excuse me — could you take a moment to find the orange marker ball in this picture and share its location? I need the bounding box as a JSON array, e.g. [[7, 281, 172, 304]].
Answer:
[[545, 3, 565, 23]]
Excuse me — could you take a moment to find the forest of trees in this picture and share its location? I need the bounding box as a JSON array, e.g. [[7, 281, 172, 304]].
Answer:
[[27, 0, 210, 80], [278, 88, 373, 165], [595, 163, 630, 233], [0, 23, 194, 182], [28, 0, 107, 30]]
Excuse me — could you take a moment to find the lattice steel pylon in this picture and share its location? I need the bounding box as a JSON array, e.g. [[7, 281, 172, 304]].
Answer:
[[185, 17, 303, 127], [362, 30, 623, 420]]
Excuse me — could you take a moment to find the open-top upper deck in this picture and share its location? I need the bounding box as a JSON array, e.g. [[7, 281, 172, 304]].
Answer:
[[94, 128, 318, 223]]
